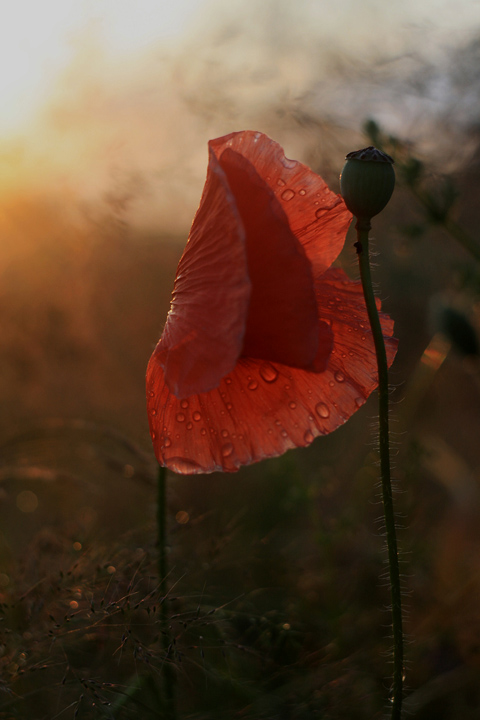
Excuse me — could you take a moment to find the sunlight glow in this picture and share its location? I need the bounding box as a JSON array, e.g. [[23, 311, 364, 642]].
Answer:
[[0, 0, 208, 136]]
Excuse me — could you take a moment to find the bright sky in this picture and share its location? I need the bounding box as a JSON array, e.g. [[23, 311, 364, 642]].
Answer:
[[0, 0, 208, 135]]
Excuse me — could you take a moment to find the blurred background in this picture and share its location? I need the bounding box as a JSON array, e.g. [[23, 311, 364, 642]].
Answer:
[[1, 0, 480, 717]]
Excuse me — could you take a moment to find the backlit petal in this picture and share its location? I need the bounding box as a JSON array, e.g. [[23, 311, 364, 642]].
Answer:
[[156, 147, 250, 398], [218, 147, 319, 368], [146, 268, 397, 474], [210, 131, 352, 277]]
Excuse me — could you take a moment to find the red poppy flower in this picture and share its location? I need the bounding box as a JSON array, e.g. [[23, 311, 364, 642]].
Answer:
[[146, 130, 397, 474]]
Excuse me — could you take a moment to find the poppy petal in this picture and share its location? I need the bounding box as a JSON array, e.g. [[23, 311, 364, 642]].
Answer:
[[146, 268, 397, 474], [218, 147, 319, 368], [210, 131, 352, 276], [156, 147, 250, 398]]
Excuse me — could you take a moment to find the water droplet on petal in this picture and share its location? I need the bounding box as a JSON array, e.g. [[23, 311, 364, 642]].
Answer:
[[304, 430, 314, 444], [164, 437, 172, 448], [259, 363, 278, 383], [200, 428, 207, 436], [221, 443, 234, 458], [329, 381, 335, 387], [167, 457, 203, 474], [289, 401, 297, 409], [148, 390, 155, 398], [180, 399, 189, 409], [248, 379, 258, 390], [281, 188, 295, 201], [186, 422, 193, 430], [176, 413, 186, 422], [151, 431, 156, 439], [361, 335, 366, 341], [316, 402, 330, 418], [226, 403, 233, 411], [334, 371, 345, 383], [299, 189, 306, 196], [281, 430, 288, 438], [355, 397, 364, 408], [277, 178, 286, 187], [221, 429, 229, 438], [150, 409, 157, 416], [315, 208, 327, 220], [225, 377, 232, 384], [193, 411, 202, 422]]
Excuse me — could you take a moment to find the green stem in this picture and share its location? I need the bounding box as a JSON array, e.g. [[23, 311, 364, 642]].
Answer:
[[157, 464, 177, 719], [355, 220, 403, 719]]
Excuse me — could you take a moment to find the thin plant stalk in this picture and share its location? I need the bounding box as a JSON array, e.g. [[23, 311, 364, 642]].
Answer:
[[157, 464, 177, 719], [355, 219, 404, 720]]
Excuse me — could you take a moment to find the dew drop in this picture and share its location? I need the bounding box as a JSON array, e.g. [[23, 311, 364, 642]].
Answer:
[[277, 178, 286, 187], [281, 188, 295, 202], [180, 399, 189, 409], [355, 397, 364, 408], [259, 363, 278, 383], [281, 430, 288, 438], [304, 430, 314, 444], [150, 408, 157, 416], [248, 379, 258, 391], [289, 401, 297, 409], [299, 188, 306, 196], [176, 412, 186, 422], [167, 457, 203, 474], [315, 402, 330, 418], [221, 443, 234, 458], [151, 431, 156, 439], [284, 384, 290, 390], [164, 437, 172, 448], [275, 419, 282, 426], [193, 411, 202, 422], [225, 377, 232, 385], [329, 381, 335, 387], [148, 390, 155, 398], [348, 351, 354, 357], [315, 208, 327, 220], [226, 403, 233, 410], [200, 428, 207, 436], [186, 422, 193, 430], [361, 335, 366, 341], [221, 429, 229, 438], [334, 371, 345, 383]]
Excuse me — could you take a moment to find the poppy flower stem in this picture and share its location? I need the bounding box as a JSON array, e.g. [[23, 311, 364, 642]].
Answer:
[[354, 219, 403, 720], [157, 464, 177, 718]]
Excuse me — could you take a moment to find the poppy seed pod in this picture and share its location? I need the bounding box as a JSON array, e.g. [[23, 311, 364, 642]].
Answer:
[[340, 146, 395, 222]]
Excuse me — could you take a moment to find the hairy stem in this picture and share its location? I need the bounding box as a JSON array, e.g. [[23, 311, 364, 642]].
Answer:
[[157, 464, 177, 719], [355, 220, 403, 719]]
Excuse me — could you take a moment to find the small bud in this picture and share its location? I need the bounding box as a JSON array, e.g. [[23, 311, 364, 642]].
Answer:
[[431, 303, 479, 357], [340, 146, 395, 222]]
